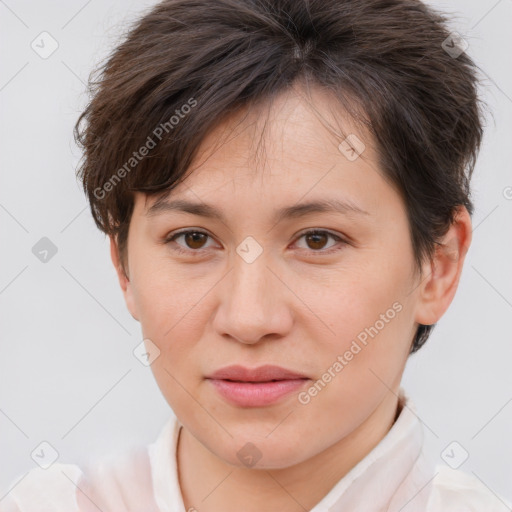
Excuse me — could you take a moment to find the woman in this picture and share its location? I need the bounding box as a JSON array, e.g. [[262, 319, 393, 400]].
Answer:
[[2, 0, 510, 510]]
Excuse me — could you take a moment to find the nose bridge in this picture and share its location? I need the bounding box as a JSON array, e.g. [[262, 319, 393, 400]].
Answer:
[[214, 247, 291, 344], [235, 251, 271, 311]]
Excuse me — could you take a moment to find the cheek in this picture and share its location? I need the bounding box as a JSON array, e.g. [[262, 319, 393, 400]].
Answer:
[[129, 256, 216, 377], [305, 261, 412, 390], [134, 265, 207, 413], [306, 263, 405, 342], [295, 286, 410, 444], [131, 253, 200, 334]]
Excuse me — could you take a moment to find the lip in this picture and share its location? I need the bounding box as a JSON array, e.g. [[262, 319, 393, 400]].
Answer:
[[206, 365, 310, 407]]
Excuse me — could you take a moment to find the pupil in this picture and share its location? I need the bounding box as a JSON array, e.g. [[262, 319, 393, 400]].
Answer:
[[308, 233, 326, 250], [186, 232, 206, 249]]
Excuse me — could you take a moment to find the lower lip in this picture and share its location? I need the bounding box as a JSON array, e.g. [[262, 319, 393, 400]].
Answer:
[[208, 378, 309, 407]]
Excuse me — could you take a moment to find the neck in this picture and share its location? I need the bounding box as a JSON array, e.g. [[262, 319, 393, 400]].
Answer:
[[177, 391, 400, 512]]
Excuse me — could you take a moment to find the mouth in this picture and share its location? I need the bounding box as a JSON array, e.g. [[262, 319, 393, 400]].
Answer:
[[205, 365, 310, 407]]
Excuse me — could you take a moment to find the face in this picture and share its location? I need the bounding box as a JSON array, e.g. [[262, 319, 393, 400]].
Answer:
[[113, 84, 438, 469]]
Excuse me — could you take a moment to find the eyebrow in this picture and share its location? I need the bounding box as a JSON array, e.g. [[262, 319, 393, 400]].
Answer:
[[146, 196, 370, 224]]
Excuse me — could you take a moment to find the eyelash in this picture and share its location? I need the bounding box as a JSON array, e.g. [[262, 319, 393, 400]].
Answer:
[[164, 229, 348, 256]]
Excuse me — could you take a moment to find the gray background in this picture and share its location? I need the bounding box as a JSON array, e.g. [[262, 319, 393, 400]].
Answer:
[[1, 0, 511, 504]]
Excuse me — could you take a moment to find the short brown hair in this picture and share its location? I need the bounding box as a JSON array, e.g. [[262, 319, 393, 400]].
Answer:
[[74, 0, 485, 353]]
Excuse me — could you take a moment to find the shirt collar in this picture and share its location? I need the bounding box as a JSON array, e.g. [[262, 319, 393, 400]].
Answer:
[[310, 388, 425, 511], [148, 414, 186, 512], [149, 388, 424, 512]]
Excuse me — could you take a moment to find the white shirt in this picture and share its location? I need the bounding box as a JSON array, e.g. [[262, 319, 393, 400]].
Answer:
[[1, 389, 510, 511]]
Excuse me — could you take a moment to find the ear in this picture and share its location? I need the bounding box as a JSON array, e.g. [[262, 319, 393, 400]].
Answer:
[[414, 206, 472, 326], [109, 235, 140, 322]]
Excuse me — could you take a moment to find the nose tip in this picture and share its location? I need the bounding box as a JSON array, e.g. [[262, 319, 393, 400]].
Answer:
[[212, 255, 295, 345], [230, 333, 268, 345], [219, 304, 291, 346]]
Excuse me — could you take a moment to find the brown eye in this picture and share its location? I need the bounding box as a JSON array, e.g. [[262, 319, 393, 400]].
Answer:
[[295, 230, 347, 254], [166, 229, 213, 254], [182, 231, 208, 249], [305, 231, 329, 250]]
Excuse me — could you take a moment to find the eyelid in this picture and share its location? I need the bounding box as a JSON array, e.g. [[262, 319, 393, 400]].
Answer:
[[293, 229, 349, 253], [295, 227, 345, 240], [165, 227, 210, 240], [164, 228, 349, 255], [164, 228, 216, 247]]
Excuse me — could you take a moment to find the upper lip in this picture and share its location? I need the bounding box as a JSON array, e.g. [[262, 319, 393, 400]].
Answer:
[[206, 365, 309, 382]]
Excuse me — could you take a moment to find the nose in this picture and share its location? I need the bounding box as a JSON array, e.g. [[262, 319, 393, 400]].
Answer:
[[212, 252, 293, 345]]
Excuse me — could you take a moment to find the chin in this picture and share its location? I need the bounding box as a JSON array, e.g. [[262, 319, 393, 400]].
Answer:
[[207, 432, 310, 471]]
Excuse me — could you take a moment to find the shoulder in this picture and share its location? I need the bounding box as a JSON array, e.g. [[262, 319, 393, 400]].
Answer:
[[0, 463, 83, 512], [0, 445, 160, 512], [1, 419, 177, 512], [74, 443, 160, 511], [427, 465, 512, 511]]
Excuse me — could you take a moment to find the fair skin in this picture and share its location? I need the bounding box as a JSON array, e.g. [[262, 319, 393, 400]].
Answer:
[[110, 84, 471, 512]]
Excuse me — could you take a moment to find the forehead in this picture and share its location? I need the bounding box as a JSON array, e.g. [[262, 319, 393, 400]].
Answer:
[[189, 84, 375, 175], [137, 83, 397, 224]]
